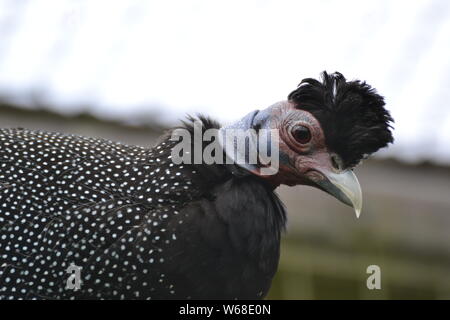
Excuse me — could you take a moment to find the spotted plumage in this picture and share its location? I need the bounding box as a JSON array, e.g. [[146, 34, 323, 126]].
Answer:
[[0, 123, 285, 299]]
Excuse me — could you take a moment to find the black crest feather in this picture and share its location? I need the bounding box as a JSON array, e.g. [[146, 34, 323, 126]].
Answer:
[[288, 71, 394, 168]]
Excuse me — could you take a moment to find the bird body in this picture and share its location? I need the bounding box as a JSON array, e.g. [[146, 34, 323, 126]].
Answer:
[[0, 124, 284, 299]]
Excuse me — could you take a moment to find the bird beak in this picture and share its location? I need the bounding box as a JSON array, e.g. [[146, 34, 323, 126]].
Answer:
[[309, 169, 362, 218]]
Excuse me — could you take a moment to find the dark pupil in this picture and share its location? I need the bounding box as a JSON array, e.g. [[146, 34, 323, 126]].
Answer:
[[293, 126, 311, 144]]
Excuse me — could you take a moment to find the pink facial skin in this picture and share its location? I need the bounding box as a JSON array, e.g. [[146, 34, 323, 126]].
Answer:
[[249, 101, 339, 189]]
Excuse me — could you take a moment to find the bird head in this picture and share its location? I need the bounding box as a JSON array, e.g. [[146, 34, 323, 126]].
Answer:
[[219, 72, 394, 218]]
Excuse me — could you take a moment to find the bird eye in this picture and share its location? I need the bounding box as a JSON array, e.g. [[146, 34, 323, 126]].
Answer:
[[292, 125, 311, 144]]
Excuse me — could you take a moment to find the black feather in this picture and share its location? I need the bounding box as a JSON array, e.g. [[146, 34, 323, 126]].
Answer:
[[288, 71, 394, 168]]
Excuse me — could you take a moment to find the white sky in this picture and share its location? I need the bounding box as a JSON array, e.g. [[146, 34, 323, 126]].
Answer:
[[0, 0, 449, 164]]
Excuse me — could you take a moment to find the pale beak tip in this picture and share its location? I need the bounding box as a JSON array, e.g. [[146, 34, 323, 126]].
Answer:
[[316, 169, 363, 219]]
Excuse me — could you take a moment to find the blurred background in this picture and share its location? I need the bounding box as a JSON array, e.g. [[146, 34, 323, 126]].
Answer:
[[0, 0, 449, 299]]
